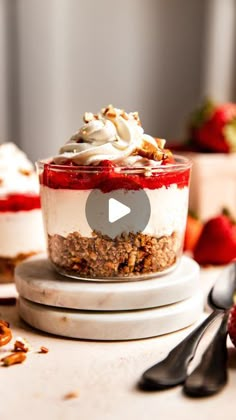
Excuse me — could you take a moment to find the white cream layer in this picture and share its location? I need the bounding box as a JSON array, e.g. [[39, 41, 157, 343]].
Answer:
[[0, 209, 46, 257], [40, 185, 189, 238]]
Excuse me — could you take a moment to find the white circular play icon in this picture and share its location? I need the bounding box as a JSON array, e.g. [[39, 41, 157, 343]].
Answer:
[[85, 178, 151, 238]]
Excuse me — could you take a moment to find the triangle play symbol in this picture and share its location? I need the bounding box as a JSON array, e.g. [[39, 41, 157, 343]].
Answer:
[[108, 198, 131, 223]]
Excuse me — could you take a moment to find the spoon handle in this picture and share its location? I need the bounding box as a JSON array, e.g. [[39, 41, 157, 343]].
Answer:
[[183, 313, 228, 397], [140, 310, 221, 390]]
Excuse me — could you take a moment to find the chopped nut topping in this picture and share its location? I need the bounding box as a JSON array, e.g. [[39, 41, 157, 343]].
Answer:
[[103, 104, 117, 118], [106, 111, 117, 118], [63, 390, 80, 400], [83, 112, 94, 123], [19, 168, 32, 176], [1, 352, 26, 366], [155, 138, 166, 149], [131, 111, 141, 125], [14, 337, 30, 353], [132, 111, 139, 119], [137, 139, 165, 161], [39, 346, 49, 354], [120, 111, 129, 120], [0, 322, 49, 369], [102, 105, 112, 115], [162, 149, 174, 161]]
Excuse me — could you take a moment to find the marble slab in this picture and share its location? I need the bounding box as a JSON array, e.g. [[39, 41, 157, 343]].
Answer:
[[15, 255, 200, 311], [18, 292, 204, 341]]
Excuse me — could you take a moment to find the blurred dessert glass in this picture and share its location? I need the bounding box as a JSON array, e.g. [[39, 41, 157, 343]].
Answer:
[[0, 143, 45, 283]]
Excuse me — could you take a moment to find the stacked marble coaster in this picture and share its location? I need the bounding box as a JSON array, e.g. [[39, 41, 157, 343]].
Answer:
[[15, 255, 203, 341]]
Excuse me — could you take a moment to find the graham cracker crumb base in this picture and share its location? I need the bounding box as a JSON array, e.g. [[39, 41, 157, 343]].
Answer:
[[48, 231, 181, 279]]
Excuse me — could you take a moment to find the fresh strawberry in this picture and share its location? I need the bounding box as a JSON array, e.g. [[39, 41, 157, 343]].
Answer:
[[213, 103, 236, 129], [193, 122, 230, 153], [193, 214, 236, 265], [228, 304, 236, 347], [188, 100, 236, 153], [184, 214, 203, 252]]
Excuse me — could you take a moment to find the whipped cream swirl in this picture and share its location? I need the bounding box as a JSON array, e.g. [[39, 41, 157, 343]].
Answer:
[[53, 105, 167, 166]]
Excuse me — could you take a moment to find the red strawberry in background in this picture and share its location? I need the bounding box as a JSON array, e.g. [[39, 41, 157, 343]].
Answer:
[[193, 213, 236, 265], [188, 100, 236, 153], [228, 304, 236, 348]]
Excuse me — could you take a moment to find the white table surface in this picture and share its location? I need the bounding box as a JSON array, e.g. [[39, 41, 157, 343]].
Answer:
[[0, 266, 236, 420]]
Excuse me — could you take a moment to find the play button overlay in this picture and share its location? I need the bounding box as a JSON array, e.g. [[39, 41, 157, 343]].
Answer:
[[109, 198, 131, 223], [85, 179, 151, 238]]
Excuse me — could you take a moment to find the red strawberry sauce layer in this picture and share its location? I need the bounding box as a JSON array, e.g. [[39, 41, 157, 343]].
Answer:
[[41, 160, 190, 192], [0, 194, 41, 212]]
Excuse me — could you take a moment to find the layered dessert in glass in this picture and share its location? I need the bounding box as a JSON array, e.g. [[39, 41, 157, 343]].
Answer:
[[0, 143, 45, 282], [38, 106, 191, 280]]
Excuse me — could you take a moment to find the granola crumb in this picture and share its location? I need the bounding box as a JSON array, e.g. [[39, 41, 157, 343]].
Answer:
[[63, 390, 80, 400], [18, 168, 32, 176], [1, 352, 26, 366], [48, 231, 181, 278], [39, 346, 49, 354], [14, 337, 30, 353]]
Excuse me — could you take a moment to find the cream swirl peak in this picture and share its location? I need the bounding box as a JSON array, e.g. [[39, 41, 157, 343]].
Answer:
[[53, 105, 169, 166]]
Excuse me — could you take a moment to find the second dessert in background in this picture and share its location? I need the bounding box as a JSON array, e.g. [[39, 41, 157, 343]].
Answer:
[[173, 99, 236, 220], [38, 105, 191, 280], [0, 143, 46, 282]]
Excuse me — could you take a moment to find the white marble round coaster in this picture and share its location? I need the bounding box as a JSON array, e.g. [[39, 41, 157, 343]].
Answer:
[[18, 292, 203, 341], [15, 255, 200, 311]]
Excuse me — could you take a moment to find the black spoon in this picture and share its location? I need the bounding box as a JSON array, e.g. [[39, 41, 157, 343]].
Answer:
[[184, 263, 236, 397], [183, 312, 229, 397], [182, 266, 236, 398], [139, 262, 236, 390]]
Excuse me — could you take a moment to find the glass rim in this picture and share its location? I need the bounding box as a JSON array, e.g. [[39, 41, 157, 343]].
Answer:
[[36, 154, 192, 174]]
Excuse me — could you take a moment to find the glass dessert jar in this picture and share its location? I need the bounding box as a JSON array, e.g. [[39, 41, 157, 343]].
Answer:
[[0, 143, 46, 283], [37, 155, 191, 280]]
